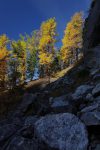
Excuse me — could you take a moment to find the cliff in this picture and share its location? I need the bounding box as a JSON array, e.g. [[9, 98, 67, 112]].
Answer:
[[83, 0, 100, 68]]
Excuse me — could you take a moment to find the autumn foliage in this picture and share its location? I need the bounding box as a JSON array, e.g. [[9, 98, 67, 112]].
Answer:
[[0, 35, 9, 89], [61, 12, 83, 67], [0, 12, 84, 90]]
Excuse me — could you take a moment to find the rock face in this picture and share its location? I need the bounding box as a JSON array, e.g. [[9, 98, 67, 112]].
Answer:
[[83, 0, 100, 68], [35, 113, 88, 150]]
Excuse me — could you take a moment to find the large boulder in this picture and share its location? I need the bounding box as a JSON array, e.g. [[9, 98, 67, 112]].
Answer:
[[35, 113, 88, 150]]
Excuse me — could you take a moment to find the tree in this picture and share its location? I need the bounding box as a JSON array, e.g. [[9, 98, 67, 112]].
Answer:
[[60, 12, 83, 68], [26, 30, 40, 81], [0, 34, 9, 89], [11, 38, 26, 86], [38, 18, 57, 79]]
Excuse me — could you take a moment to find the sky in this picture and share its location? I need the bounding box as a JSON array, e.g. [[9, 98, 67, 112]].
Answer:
[[0, 0, 91, 47]]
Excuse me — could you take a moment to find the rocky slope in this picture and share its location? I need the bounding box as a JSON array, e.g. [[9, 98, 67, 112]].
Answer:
[[0, 1, 100, 150]]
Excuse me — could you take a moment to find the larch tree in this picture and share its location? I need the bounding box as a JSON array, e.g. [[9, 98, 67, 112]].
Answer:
[[60, 12, 83, 68], [26, 30, 40, 81], [10, 38, 26, 86], [0, 34, 9, 89], [39, 18, 57, 79]]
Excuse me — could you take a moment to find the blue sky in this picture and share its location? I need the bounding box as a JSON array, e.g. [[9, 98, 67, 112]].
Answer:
[[0, 0, 91, 47]]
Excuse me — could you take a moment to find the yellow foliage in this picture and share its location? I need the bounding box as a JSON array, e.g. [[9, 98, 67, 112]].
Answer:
[[0, 34, 9, 88], [39, 18, 57, 66], [39, 52, 53, 65], [0, 35, 9, 60], [61, 12, 83, 63]]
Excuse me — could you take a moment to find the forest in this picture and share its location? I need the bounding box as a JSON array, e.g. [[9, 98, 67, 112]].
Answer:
[[0, 12, 83, 91]]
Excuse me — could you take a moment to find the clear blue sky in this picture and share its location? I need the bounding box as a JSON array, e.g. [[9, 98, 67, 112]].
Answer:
[[0, 0, 91, 47]]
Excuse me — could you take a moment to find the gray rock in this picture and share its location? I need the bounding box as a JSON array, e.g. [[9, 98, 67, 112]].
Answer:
[[81, 111, 100, 126], [81, 103, 99, 113], [13, 93, 37, 117], [93, 74, 100, 81], [24, 116, 38, 127], [83, 0, 100, 68], [86, 93, 94, 102], [0, 124, 18, 146], [90, 69, 100, 77], [95, 96, 100, 103], [49, 97, 53, 104], [35, 113, 88, 150], [72, 85, 93, 100], [95, 144, 100, 150], [50, 95, 74, 113], [6, 136, 38, 150], [51, 95, 68, 107], [92, 83, 100, 97], [80, 101, 100, 126]]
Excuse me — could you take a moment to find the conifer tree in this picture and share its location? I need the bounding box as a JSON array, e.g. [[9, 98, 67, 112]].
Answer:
[[0, 34, 9, 89], [39, 18, 57, 79], [11, 38, 26, 85], [26, 30, 40, 81], [61, 12, 83, 67]]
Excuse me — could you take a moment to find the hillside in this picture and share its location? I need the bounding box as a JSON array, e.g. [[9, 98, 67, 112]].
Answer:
[[0, 1, 100, 150]]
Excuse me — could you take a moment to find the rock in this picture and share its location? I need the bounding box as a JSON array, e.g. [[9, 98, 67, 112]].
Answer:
[[24, 116, 38, 127], [51, 95, 68, 107], [72, 85, 93, 100], [49, 97, 53, 104], [13, 93, 37, 117], [93, 74, 100, 82], [95, 96, 100, 103], [50, 95, 75, 113], [81, 103, 99, 113], [5, 136, 38, 150], [92, 83, 100, 97], [4, 125, 38, 150], [12, 117, 24, 127], [19, 93, 37, 112], [80, 98, 100, 126], [81, 111, 100, 126], [95, 144, 100, 150], [90, 69, 100, 77], [35, 113, 88, 150], [0, 124, 18, 147], [86, 93, 94, 102], [83, 0, 100, 68]]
